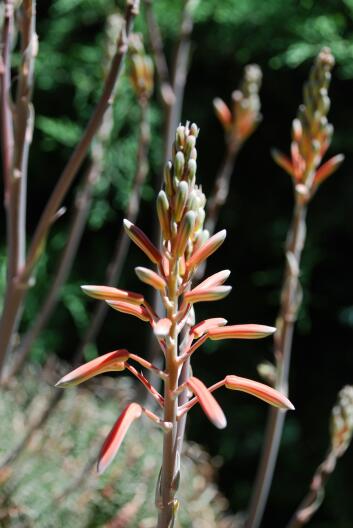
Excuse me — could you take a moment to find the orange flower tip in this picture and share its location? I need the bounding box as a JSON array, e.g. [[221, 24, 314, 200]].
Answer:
[[55, 349, 130, 388], [187, 376, 227, 429], [97, 402, 142, 475], [213, 97, 232, 129], [184, 285, 231, 304], [208, 324, 276, 340], [81, 285, 144, 305], [195, 269, 231, 291], [224, 375, 294, 411], [187, 229, 227, 270], [154, 318, 172, 337]]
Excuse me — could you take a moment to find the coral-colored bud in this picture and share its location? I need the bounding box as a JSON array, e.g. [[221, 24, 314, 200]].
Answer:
[[194, 270, 231, 291], [187, 376, 227, 429], [107, 300, 151, 322], [174, 181, 189, 222], [187, 229, 226, 271], [157, 190, 171, 241], [184, 285, 231, 304], [191, 318, 228, 339], [313, 154, 344, 187], [271, 149, 294, 177], [208, 324, 276, 340], [225, 375, 294, 410], [123, 219, 161, 264], [135, 267, 166, 291], [97, 402, 142, 474], [175, 211, 196, 257], [81, 285, 144, 305], [55, 349, 129, 388], [213, 97, 232, 129], [292, 118, 303, 143], [154, 317, 172, 337]]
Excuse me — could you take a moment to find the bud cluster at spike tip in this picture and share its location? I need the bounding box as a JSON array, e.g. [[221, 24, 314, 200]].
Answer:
[[272, 47, 344, 195]]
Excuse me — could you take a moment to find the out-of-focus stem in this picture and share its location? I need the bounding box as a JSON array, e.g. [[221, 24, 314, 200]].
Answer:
[[0, 0, 15, 200], [143, 0, 174, 108], [246, 202, 307, 528], [205, 139, 240, 235], [163, 0, 194, 164], [73, 97, 150, 364], [0, 0, 139, 373], [286, 451, 336, 528]]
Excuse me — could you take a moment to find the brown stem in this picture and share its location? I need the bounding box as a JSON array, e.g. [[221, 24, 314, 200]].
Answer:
[[73, 97, 150, 364], [286, 450, 337, 528], [2, 162, 99, 383], [143, 0, 174, 107], [246, 202, 307, 528], [163, 0, 194, 164], [157, 260, 179, 528], [0, 0, 139, 373], [206, 139, 240, 235], [0, 0, 15, 199]]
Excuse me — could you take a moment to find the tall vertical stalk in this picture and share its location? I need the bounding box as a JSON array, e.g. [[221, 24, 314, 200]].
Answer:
[[246, 48, 343, 528]]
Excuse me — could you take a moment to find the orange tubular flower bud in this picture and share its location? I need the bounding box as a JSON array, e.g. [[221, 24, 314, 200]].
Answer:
[[194, 269, 231, 291], [55, 349, 130, 388], [107, 300, 151, 322], [97, 402, 142, 474], [187, 229, 226, 271], [225, 375, 294, 410], [81, 285, 144, 305], [208, 324, 276, 340], [184, 286, 231, 304], [191, 318, 228, 339], [135, 267, 166, 291], [313, 154, 344, 187], [123, 219, 161, 264], [213, 97, 232, 130], [187, 376, 227, 429]]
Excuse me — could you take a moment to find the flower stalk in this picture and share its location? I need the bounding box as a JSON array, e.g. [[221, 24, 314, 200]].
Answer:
[[246, 48, 344, 528], [57, 122, 293, 527]]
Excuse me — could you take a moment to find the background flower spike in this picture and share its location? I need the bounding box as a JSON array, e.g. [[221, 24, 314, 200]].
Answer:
[[55, 349, 130, 388], [97, 403, 142, 475], [208, 324, 276, 340], [187, 376, 227, 429], [225, 375, 294, 410]]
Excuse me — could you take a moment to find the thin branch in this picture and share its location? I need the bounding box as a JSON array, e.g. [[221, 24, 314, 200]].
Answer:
[[286, 451, 337, 528], [73, 97, 150, 365], [143, 0, 174, 107], [246, 203, 307, 528]]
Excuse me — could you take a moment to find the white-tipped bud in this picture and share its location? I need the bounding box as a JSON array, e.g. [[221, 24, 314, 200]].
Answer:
[[174, 181, 189, 222]]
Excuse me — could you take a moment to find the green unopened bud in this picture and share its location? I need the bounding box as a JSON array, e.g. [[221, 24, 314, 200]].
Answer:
[[176, 125, 185, 150], [174, 151, 185, 180], [187, 190, 200, 212], [195, 207, 205, 232], [157, 190, 170, 241], [175, 211, 196, 257], [190, 123, 199, 137], [164, 161, 173, 197], [185, 135, 196, 159], [190, 148, 197, 160], [174, 181, 189, 222], [187, 159, 197, 185]]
